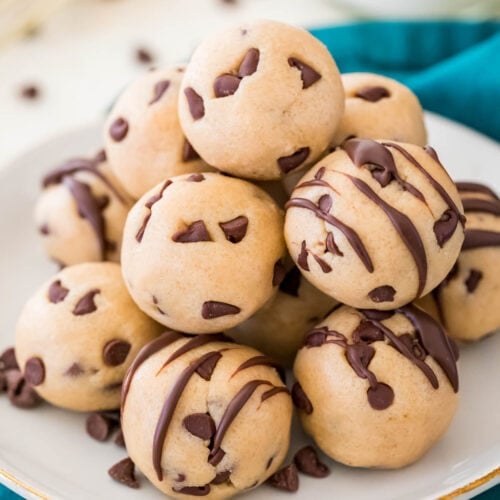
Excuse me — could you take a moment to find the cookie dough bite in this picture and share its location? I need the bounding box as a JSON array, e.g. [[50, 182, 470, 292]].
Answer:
[[178, 19, 344, 181], [104, 65, 209, 199], [285, 139, 465, 309], [121, 332, 292, 499], [228, 266, 337, 366], [15, 262, 163, 412], [35, 151, 133, 267], [427, 182, 500, 341], [331, 73, 427, 148], [121, 173, 286, 334], [293, 304, 459, 469]]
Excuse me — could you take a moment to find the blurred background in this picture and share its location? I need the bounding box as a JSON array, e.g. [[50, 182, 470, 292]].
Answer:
[[0, 0, 498, 167]]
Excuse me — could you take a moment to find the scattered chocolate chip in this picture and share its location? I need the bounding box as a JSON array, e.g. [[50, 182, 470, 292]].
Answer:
[[0, 347, 18, 371], [173, 485, 211, 496], [294, 446, 330, 478], [86, 413, 114, 442], [219, 215, 248, 243], [6, 370, 41, 409], [291, 382, 313, 414], [48, 280, 69, 303], [367, 382, 394, 410], [267, 463, 299, 492], [434, 209, 459, 247], [114, 429, 126, 447], [184, 87, 205, 120], [272, 260, 286, 287], [24, 357, 45, 386], [38, 223, 50, 235], [109, 117, 129, 142], [187, 173, 205, 182], [19, 84, 40, 100], [278, 147, 310, 174], [65, 362, 84, 377], [355, 86, 390, 102], [465, 269, 482, 293], [318, 194, 332, 213], [172, 220, 212, 243], [201, 301, 241, 319], [368, 285, 396, 303], [279, 266, 301, 296], [238, 48, 259, 77], [297, 240, 309, 271], [214, 74, 242, 98], [108, 457, 139, 489], [288, 57, 321, 89], [183, 413, 216, 440], [103, 340, 131, 366], [135, 46, 155, 65], [73, 289, 100, 315], [149, 79, 170, 105], [182, 139, 201, 162], [211, 470, 231, 485]]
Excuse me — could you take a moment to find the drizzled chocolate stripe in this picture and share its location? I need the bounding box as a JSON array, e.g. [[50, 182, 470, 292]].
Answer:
[[295, 166, 339, 192], [261, 387, 289, 401], [456, 182, 498, 199], [462, 198, 500, 215], [153, 351, 223, 480], [462, 229, 500, 250], [136, 179, 172, 242], [345, 174, 427, 297], [285, 197, 373, 272], [231, 355, 285, 382]]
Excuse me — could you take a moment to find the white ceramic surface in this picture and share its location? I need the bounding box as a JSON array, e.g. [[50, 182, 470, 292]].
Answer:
[[0, 113, 499, 499]]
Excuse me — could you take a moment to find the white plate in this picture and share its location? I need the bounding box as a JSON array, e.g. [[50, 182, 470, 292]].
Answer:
[[0, 113, 499, 500]]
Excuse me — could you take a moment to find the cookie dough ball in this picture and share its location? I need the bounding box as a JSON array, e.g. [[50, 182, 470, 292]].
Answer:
[[293, 304, 459, 468], [122, 332, 292, 499], [285, 139, 465, 309], [429, 182, 500, 341], [15, 262, 163, 411], [332, 73, 427, 147], [104, 65, 209, 199], [178, 19, 344, 181], [35, 151, 133, 266], [122, 173, 286, 334], [229, 266, 337, 366]]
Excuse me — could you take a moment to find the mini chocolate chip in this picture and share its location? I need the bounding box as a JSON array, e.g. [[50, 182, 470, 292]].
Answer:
[[288, 57, 321, 89], [48, 280, 69, 303], [65, 362, 84, 377], [219, 215, 248, 243], [108, 457, 139, 489], [291, 382, 313, 414], [187, 173, 205, 182], [149, 79, 170, 105], [434, 209, 459, 247], [86, 413, 114, 441], [20, 84, 40, 100], [267, 463, 299, 492], [173, 485, 211, 496], [109, 117, 129, 142], [278, 147, 310, 174], [367, 382, 394, 410], [73, 289, 100, 315], [103, 340, 131, 366], [172, 220, 212, 243], [465, 269, 482, 293], [368, 285, 396, 303], [24, 357, 45, 386], [182, 139, 201, 162], [279, 266, 301, 296], [214, 74, 241, 98], [6, 370, 42, 409], [196, 352, 222, 381], [272, 260, 286, 287], [318, 194, 332, 213], [0, 347, 18, 371], [297, 240, 309, 271], [135, 47, 154, 64], [211, 470, 231, 485], [183, 413, 216, 440], [201, 301, 241, 319], [325, 232, 343, 256], [294, 446, 330, 478], [238, 48, 259, 77], [355, 86, 390, 102], [184, 87, 205, 119]]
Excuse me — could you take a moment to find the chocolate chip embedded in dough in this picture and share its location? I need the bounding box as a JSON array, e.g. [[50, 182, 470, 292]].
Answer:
[[149, 79, 170, 105], [211, 470, 231, 485], [355, 86, 390, 102], [186, 173, 205, 182], [238, 48, 259, 77], [182, 139, 201, 162], [214, 74, 241, 98], [465, 269, 482, 293], [367, 382, 394, 410], [109, 117, 129, 142], [73, 289, 100, 315], [288, 57, 321, 89], [272, 260, 286, 287], [108, 457, 139, 489], [201, 301, 241, 319], [297, 240, 309, 271], [278, 147, 310, 174], [218, 216, 248, 243], [368, 285, 396, 303], [103, 340, 132, 367], [184, 87, 205, 119], [48, 280, 69, 303], [65, 362, 84, 377], [433, 209, 459, 247], [183, 413, 216, 440], [291, 382, 313, 414], [172, 221, 212, 243]]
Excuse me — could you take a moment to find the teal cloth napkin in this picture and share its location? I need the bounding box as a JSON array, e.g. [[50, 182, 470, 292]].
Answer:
[[311, 21, 500, 141]]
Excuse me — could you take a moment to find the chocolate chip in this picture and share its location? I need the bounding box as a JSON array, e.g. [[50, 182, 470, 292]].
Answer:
[[279, 266, 301, 296], [135, 47, 155, 64], [103, 340, 131, 366], [183, 413, 216, 440], [173, 485, 211, 496], [355, 86, 390, 102], [19, 84, 40, 100], [325, 232, 343, 256], [0, 347, 18, 371], [108, 457, 139, 489], [196, 352, 222, 381], [312, 253, 332, 273], [39, 223, 50, 235], [368, 285, 396, 303], [272, 260, 286, 287], [114, 429, 126, 447], [352, 321, 384, 343], [184, 87, 205, 120], [211, 471, 231, 485], [177, 473, 186, 482], [434, 209, 459, 247], [182, 139, 201, 162], [367, 382, 394, 410], [219, 215, 248, 243], [86, 413, 114, 441], [149, 79, 170, 105], [109, 117, 129, 142], [73, 289, 100, 315], [238, 48, 259, 77], [208, 447, 226, 466], [465, 269, 482, 293], [297, 240, 309, 271], [291, 382, 313, 414], [6, 370, 42, 409], [288, 57, 321, 89], [95, 149, 107, 163], [318, 194, 332, 213], [214, 74, 242, 98], [345, 344, 375, 378], [201, 301, 241, 319], [63, 362, 84, 377], [24, 357, 45, 386], [267, 463, 299, 492], [172, 220, 212, 243], [48, 280, 69, 303], [278, 147, 310, 174], [187, 173, 205, 182], [304, 329, 329, 347], [294, 446, 330, 478]]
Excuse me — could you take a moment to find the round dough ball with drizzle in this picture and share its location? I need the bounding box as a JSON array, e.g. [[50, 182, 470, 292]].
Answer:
[[121, 172, 286, 334], [331, 73, 427, 147], [229, 266, 337, 366], [35, 151, 133, 267], [121, 332, 292, 499], [419, 182, 500, 341], [293, 304, 459, 469], [178, 19, 344, 181], [284, 138, 465, 309], [104, 65, 209, 199], [15, 262, 163, 412]]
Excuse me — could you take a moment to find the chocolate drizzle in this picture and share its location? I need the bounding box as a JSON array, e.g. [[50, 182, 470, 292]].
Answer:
[[231, 355, 285, 382], [461, 198, 500, 215], [462, 230, 500, 250], [456, 181, 498, 199]]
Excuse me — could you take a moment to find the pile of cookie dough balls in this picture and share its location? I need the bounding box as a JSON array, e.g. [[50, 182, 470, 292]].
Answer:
[[11, 17, 497, 500]]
